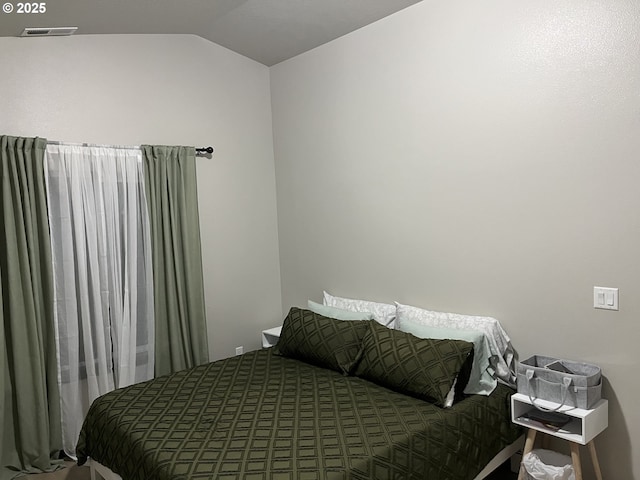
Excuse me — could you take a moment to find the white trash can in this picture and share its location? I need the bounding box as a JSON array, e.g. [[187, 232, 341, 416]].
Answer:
[[521, 449, 576, 480]]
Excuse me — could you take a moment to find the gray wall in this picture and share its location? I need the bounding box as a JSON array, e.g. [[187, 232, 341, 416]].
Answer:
[[0, 34, 283, 360], [271, 1, 640, 478]]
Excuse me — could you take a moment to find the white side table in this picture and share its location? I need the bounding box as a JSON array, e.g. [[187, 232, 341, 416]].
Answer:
[[261, 326, 282, 348], [511, 393, 608, 480]]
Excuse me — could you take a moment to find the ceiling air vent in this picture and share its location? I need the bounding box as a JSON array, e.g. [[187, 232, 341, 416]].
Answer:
[[20, 27, 78, 37]]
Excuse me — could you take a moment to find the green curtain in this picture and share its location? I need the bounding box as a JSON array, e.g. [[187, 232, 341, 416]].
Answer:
[[0, 136, 62, 478], [141, 145, 209, 377]]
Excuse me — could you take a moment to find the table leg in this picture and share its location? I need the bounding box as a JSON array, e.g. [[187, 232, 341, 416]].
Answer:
[[588, 441, 603, 480], [517, 429, 537, 480], [570, 443, 583, 480]]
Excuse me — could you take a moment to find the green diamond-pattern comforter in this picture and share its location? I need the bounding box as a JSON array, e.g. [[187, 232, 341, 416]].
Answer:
[[77, 349, 521, 480]]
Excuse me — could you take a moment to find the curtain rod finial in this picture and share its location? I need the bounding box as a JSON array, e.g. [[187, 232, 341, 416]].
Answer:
[[195, 146, 214, 157]]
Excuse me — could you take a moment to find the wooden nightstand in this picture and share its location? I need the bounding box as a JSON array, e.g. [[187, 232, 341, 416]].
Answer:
[[511, 393, 608, 480], [261, 326, 282, 348]]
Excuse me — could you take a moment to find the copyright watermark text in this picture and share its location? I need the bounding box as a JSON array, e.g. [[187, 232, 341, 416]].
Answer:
[[2, 2, 47, 14]]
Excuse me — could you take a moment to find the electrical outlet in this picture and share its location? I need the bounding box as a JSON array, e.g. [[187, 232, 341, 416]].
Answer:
[[235, 346, 243, 356]]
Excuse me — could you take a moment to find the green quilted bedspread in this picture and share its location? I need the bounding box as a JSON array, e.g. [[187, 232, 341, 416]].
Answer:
[[77, 349, 521, 480]]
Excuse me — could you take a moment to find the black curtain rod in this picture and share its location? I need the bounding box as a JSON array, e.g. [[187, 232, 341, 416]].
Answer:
[[195, 146, 214, 156]]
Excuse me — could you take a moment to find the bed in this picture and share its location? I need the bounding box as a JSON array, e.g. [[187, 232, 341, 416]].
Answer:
[[77, 307, 523, 480]]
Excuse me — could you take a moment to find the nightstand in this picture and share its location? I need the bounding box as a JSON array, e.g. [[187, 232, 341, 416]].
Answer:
[[511, 393, 607, 480], [261, 326, 282, 348]]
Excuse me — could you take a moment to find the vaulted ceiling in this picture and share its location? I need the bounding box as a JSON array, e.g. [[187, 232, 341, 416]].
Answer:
[[0, 0, 422, 65]]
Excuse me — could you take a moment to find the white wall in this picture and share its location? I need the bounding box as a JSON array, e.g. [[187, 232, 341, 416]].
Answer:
[[0, 34, 283, 360], [271, 1, 640, 478]]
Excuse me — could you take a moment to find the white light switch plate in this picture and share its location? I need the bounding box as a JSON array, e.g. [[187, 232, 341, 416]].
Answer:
[[594, 286, 619, 310]]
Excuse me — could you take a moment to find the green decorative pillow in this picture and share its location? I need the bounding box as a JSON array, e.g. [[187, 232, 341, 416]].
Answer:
[[398, 322, 495, 397], [354, 321, 473, 407], [273, 307, 370, 375]]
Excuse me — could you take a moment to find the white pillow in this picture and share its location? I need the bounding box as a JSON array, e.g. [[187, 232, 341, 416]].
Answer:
[[395, 302, 516, 386], [307, 300, 374, 321], [398, 321, 497, 397], [323, 291, 396, 328]]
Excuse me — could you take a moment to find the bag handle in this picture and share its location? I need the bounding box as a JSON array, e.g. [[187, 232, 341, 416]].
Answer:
[[525, 369, 572, 412]]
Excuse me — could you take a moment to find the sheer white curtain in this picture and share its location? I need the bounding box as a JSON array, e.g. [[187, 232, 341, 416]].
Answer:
[[44, 143, 154, 458]]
